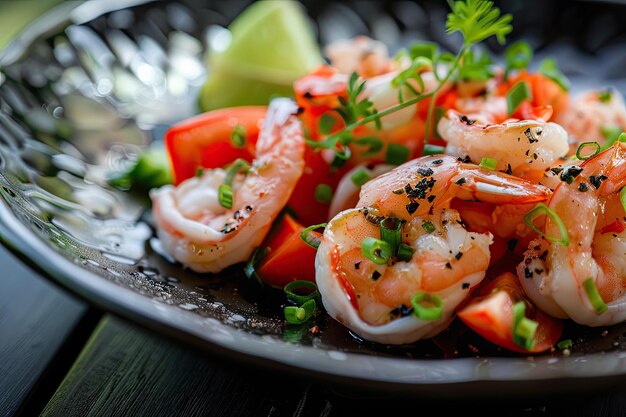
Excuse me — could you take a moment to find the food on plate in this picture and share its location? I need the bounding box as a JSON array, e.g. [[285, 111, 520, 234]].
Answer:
[[135, 0, 626, 354]]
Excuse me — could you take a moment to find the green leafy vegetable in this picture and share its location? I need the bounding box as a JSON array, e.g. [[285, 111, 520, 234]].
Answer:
[[108, 147, 172, 193]]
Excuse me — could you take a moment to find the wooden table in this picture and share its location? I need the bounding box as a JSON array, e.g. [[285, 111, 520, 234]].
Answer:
[[2, 242, 626, 417]]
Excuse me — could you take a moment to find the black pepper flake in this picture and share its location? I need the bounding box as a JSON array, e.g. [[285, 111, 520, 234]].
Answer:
[[505, 164, 513, 175], [462, 282, 470, 290], [534, 268, 544, 274], [539, 250, 548, 261], [406, 201, 419, 215], [445, 262, 452, 269], [427, 195, 436, 203], [455, 252, 463, 260], [525, 149, 530, 156], [354, 261, 361, 270], [431, 159, 443, 165], [459, 114, 476, 125], [303, 91, 313, 99], [392, 189, 404, 195], [455, 177, 467, 186], [245, 205, 253, 211], [371, 270, 382, 281], [458, 155, 472, 163], [560, 166, 583, 184], [589, 175, 608, 189], [532, 152, 538, 160], [550, 167, 563, 175], [507, 239, 518, 252], [524, 127, 539, 144], [233, 210, 242, 219], [418, 167, 434, 176], [296, 106, 305, 114], [220, 223, 237, 234], [578, 183, 589, 192], [524, 267, 533, 279], [390, 304, 413, 318]]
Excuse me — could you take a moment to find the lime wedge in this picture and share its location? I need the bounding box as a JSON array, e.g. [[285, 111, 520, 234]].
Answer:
[[199, 1, 323, 111]]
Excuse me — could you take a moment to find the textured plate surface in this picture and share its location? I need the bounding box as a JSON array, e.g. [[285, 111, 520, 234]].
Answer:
[[2, 0, 626, 396]]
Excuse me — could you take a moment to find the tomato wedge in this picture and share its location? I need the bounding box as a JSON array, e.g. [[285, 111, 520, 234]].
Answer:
[[256, 214, 319, 288], [457, 272, 562, 353], [165, 106, 266, 184]]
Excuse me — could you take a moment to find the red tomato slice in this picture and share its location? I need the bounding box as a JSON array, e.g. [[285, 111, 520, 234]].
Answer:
[[256, 214, 319, 288], [457, 272, 562, 353], [165, 106, 266, 184]]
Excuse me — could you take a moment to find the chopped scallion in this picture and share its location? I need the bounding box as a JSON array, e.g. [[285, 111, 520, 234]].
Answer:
[[397, 243, 415, 262], [350, 168, 371, 187], [380, 217, 402, 256], [362, 237, 392, 265], [582, 277, 608, 315], [557, 339, 573, 350], [300, 223, 327, 250], [598, 90, 612, 103], [479, 157, 497, 170], [575, 142, 601, 160], [422, 144, 445, 156], [411, 292, 443, 321], [506, 80, 532, 116], [284, 299, 317, 324], [524, 203, 570, 246], [504, 40, 533, 77], [231, 124, 247, 147], [385, 143, 410, 166], [422, 221, 436, 234], [512, 300, 538, 350], [354, 136, 384, 157], [284, 280, 320, 305], [538, 58, 570, 92], [218, 184, 233, 209], [315, 184, 333, 204]]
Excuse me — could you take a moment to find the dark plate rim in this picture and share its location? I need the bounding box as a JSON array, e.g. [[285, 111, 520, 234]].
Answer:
[[1, 0, 626, 394]]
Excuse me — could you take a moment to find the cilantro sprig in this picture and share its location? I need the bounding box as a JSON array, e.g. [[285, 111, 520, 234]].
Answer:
[[308, 0, 513, 161]]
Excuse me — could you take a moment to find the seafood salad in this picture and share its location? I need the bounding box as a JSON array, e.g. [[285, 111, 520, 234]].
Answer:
[[141, 0, 626, 354]]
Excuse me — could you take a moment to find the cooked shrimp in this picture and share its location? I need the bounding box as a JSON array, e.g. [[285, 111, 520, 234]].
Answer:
[[555, 88, 626, 149], [316, 155, 552, 344], [150, 99, 305, 273], [518, 142, 626, 326], [324, 35, 394, 79], [438, 109, 569, 179]]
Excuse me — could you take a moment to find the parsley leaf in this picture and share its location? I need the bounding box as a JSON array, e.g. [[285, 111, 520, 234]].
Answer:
[[446, 0, 513, 46]]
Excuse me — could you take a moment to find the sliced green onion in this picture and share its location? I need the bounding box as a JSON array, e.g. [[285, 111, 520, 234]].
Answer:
[[397, 243, 415, 262], [619, 132, 626, 143], [524, 203, 570, 246], [422, 221, 436, 234], [620, 187, 626, 213], [575, 142, 601, 160], [411, 292, 443, 321], [350, 168, 371, 187], [231, 124, 247, 147], [385, 143, 410, 166], [504, 40, 533, 77], [330, 144, 352, 169], [284, 280, 320, 305], [506, 80, 532, 116], [598, 90, 612, 103], [513, 301, 538, 350], [318, 113, 336, 135], [600, 125, 623, 148], [244, 246, 269, 286], [538, 58, 570, 92], [380, 217, 402, 256], [195, 167, 204, 177], [362, 237, 392, 265], [223, 158, 250, 186], [354, 136, 383, 157], [284, 299, 317, 324], [422, 144, 445, 156], [300, 223, 327, 250], [218, 184, 233, 209], [557, 339, 573, 350], [479, 157, 497, 170], [314, 184, 333, 204], [582, 277, 608, 315]]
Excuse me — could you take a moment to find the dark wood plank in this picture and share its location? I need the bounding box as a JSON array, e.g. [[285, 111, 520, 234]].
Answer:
[[40, 314, 626, 417], [0, 243, 89, 417]]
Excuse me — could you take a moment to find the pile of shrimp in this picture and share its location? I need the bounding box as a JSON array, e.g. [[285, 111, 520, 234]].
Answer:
[[151, 36, 626, 353]]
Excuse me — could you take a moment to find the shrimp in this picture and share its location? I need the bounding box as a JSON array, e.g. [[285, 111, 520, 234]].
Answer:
[[316, 155, 552, 344], [150, 99, 305, 273], [518, 142, 626, 326], [438, 109, 569, 179], [324, 35, 394, 79], [555, 88, 626, 149]]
